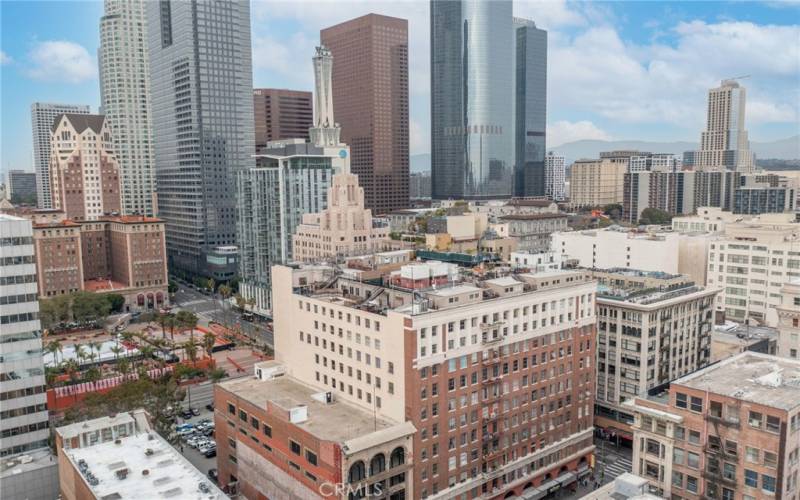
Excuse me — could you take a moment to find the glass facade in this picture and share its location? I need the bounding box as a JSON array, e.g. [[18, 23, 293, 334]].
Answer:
[[146, 0, 255, 276], [514, 19, 547, 197], [431, 0, 514, 199]]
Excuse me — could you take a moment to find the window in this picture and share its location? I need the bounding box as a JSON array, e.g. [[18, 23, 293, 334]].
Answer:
[[690, 396, 703, 412], [749, 411, 762, 428], [686, 475, 698, 493], [675, 393, 688, 409], [239, 409, 247, 422], [228, 403, 235, 415], [263, 425, 272, 438], [289, 440, 301, 455], [673, 448, 684, 465], [688, 430, 701, 445], [764, 451, 778, 468], [710, 401, 723, 418], [672, 471, 684, 487], [762, 474, 776, 493], [766, 415, 780, 433], [723, 462, 736, 481], [306, 450, 318, 466], [745, 469, 758, 488], [687, 451, 700, 469], [250, 417, 259, 431]]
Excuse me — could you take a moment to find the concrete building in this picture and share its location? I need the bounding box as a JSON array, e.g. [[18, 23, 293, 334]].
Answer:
[[49, 114, 121, 220], [544, 152, 566, 201], [10, 210, 169, 311], [628, 353, 800, 499], [734, 174, 796, 215], [411, 172, 432, 200], [510, 251, 562, 272], [622, 171, 696, 224], [322, 14, 409, 214], [628, 153, 679, 173], [775, 279, 800, 359], [592, 269, 717, 444], [147, 0, 255, 277], [687, 80, 754, 172], [706, 215, 800, 325], [30, 102, 91, 209], [671, 206, 738, 233], [267, 262, 597, 499], [710, 322, 778, 363], [0, 214, 58, 500], [56, 410, 225, 500], [253, 88, 313, 153], [499, 213, 568, 253], [6, 170, 37, 203], [579, 473, 660, 500], [99, 0, 156, 217], [293, 171, 390, 262], [552, 227, 712, 286], [569, 158, 626, 208], [514, 18, 548, 198]]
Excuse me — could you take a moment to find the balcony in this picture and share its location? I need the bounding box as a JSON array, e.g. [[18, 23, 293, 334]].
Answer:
[[702, 469, 737, 487], [705, 414, 740, 430], [482, 333, 503, 345], [480, 320, 504, 331]]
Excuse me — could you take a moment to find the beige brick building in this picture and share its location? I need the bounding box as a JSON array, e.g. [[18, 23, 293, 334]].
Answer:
[[568, 156, 627, 208]]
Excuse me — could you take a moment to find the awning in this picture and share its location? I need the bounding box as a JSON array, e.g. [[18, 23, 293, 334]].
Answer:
[[521, 487, 547, 500], [539, 479, 561, 494], [577, 464, 591, 478], [557, 472, 577, 486]]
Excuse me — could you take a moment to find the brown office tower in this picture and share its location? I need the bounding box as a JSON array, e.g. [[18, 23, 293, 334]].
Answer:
[[253, 89, 313, 153], [321, 14, 409, 214]]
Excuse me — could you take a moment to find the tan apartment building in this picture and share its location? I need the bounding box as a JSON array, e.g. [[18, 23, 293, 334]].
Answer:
[[776, 279, 800, 360], [16, 210, 168, 311], [221, 262, 599, 499], [593, 269, 717, 445], [568, 157, 626, 208], [49, 114, 121, 220], [292, 172, 390, 262], [627, 352, 800, 499]]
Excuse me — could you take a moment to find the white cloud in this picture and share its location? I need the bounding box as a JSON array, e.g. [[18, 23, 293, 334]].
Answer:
[[747, 100, 799, 124], [252, 32, 316, 89], [0, 51, 11, 65], [24, 41, 96, 83], [410, 118, 428, 155], [547, 120, 611, 147]]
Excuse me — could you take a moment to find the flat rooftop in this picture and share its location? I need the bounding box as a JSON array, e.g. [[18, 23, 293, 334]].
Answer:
[[674, 352, 800, 411], [597, 283, 709, 306], [63, 432, 225, 499], [218, 374, 397, 443]]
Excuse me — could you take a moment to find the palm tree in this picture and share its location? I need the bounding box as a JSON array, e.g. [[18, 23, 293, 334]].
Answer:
[[235, 294, 246, 311], [202, 332, 216, 358], [176, 310, 198, 344], [139, 345, 155, 372], [84, 366, 101, 391], [157, 312, 170, 341], [110, 345, 123, 362], [45, 340, 62, 369], [74, 344, 87, 367], [184, 340, 198, 365], [64, 359, 80, 402], [88, 341, 101, 365], [218, 284, 232, 326]]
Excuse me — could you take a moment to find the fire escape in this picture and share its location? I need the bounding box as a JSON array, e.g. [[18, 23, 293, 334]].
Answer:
[[701, 402, 741, 498]]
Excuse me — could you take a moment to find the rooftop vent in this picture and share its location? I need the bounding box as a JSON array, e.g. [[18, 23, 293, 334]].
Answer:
[[311, 391, 334, 404], [289, 405, 308, 424]]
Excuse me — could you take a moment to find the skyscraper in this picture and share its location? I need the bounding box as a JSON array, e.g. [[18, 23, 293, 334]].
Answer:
[[431, 0, 519, 200], [30, 103, 91, 209], [253, 88, 313, 153], [99, 0, 156, 216], [146, 0, 255, 277], [689, 79, 754, 172], [544, 151, 566, 201], [321, 14, 409, 214], [514, 18, 548, 197]]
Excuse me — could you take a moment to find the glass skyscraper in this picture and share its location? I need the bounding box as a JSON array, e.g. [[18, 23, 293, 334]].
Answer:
[[431, 0, 547, 199], [146, 0, 255, 276]]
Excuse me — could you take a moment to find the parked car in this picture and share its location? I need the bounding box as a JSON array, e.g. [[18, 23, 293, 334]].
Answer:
[[207, 469, 219, 483], [205, 403, 214, 412], [191, 407, 200, 416], [180, 409, 193, 419], [203, 447, 217, 458]]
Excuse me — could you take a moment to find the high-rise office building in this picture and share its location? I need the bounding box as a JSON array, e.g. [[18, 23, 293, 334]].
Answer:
[[687, 79, 754, 172], [544, 152, 565, 201], [30, 103, 91, 209], [6, 170, 37, 204], [321, 14, 409, 214], [146, 0, 255, 277], [431, 1, 547, 200], [514, 18, 548, 197], [0, 215, 49, 457], [431, 0, 514, 200], [49, 114, 122, 220], [99, 0, 156, 217], [253, 88, 313, 153]]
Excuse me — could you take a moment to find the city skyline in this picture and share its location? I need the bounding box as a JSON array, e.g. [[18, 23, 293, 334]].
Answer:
[[2, 0, 799, 179]]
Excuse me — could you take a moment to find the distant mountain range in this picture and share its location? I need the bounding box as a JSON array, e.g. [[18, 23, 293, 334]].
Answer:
[[551, 135, 800, 164], [410, 135, 799, 173]]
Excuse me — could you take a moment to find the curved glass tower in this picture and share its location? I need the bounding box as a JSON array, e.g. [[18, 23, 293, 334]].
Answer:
[[431, 0, 514, 199]]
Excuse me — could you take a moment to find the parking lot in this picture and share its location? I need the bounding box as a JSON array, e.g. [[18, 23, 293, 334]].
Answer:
[[173, 405, 218, 482]]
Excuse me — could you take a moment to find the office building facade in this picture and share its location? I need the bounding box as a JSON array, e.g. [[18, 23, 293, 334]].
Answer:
[[99, 0, 156, 217], [431, 0, 515, 199], [321, 14, 409, 214], [146, 0, 255, 277], [253, 88, 313, 153], [514, 18, 548, 198], [30, 103, 91, 209], [544, 152, 566, 201], [7, 170, 37, 204], [776, 279, 800, 360], [49, 114, 122, 220], [569, 158, 626, 207]]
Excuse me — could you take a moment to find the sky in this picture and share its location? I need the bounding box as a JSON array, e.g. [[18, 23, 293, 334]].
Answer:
[[1, 0, 799, 178]]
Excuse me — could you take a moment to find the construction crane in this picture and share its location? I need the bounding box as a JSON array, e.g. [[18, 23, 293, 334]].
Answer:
[[722, 74, 751, 86]]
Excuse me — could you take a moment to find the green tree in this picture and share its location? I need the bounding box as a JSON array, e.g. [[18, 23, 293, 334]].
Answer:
[[208, 367, 226, 384], [84, 366, 102, 390], [45, 340, 63, 368], [176, 310, 198, 344], [105, 294, 125, 313], [110, 344, 123, 362], [184, 340, 198, 365], [639, 207, 673, 225], [39, 294, 71, 330], [202, 332, 216, 358], [602, 203, 623, 220], [218, 284, 232, 326]]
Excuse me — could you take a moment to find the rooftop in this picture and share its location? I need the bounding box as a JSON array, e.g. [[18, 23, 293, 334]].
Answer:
[[63, 431, 225, 499], [506, 199, 554, 207], [674, 352, 800, 411], [712, 322, 778, 346], [52, 113, 105, 134], [0, 448, 56, 478], [498, 213, 567, 221], [218, 372, 397, 443]]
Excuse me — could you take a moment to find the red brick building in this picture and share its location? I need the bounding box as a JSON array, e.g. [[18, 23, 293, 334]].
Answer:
[[629, 352, 800, 499]]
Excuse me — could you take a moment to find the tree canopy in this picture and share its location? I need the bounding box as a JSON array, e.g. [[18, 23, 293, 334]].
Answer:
[[639, 207, 673, 225]]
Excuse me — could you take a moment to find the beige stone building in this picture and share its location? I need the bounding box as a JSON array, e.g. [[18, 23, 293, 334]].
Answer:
[[49, 114, 121, 220], [776, 279, 800, 360], [292, 172, 390, 262], [568, 158, 626, 207], [255, 262, 598, 499]]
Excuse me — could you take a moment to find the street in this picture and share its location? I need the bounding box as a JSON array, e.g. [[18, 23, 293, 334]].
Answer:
[[171, 284, 274, 347], [173, 403, 217, 479], [561, 437, 633, 499]]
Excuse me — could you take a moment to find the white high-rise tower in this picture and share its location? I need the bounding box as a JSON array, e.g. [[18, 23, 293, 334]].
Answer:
[[309, 45, 342, 149], [99, 0, 156, 216], [694, 79, 754, 172]]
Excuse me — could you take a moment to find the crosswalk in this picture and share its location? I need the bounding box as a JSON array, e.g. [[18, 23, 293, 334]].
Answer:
[[599, 455, 633, 480]]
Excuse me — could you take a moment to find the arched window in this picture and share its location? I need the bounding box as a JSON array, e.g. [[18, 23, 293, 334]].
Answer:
[[349, 461, 366, 483], [370, 453, 386, 475], [390, 447, 405, 468]]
